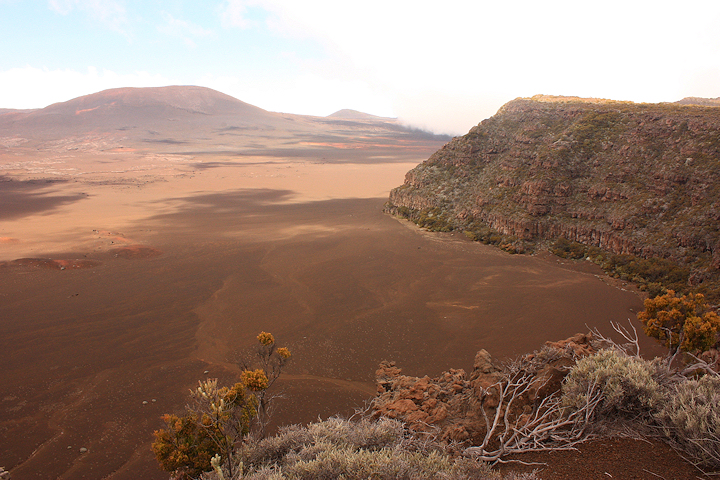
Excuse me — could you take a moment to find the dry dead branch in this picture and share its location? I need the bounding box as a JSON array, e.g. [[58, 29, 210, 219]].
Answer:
[[587, 320, 642, 357], [464, 365, 601, 464]]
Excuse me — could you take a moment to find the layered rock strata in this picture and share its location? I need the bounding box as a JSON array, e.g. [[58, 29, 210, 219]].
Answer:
[[387, 96, 720, 274]]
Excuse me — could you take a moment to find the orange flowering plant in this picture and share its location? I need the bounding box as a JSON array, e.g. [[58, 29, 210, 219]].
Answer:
[[638, 290, 720, 353]]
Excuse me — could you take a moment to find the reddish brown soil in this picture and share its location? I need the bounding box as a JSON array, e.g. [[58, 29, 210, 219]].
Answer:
[[0, 101, 704, 478], [500, 437, 710, 479], [1, 192, 683, 479], [109, 245, 163, 259]]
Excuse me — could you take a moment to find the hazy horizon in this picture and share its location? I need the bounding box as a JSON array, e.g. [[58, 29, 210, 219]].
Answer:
[[2, 1, 720, 135]]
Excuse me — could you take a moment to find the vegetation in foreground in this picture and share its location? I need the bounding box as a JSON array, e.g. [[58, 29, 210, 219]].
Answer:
[[152, 332, 291, 479], [153, 315, 719, 480], [151, 241, 720, 479]]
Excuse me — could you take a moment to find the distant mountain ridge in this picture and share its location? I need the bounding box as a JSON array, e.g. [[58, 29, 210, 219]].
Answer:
[[0, 86, 279, 137], [386, 95, 720, 298], [44, 85, 268, 116], [0, 86, 439, 143]]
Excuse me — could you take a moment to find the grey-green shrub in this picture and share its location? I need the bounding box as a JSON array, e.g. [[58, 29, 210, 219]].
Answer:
[[562, 348, 663, 419], [204, 416, 538, 480], [656, 375, 720, 469]]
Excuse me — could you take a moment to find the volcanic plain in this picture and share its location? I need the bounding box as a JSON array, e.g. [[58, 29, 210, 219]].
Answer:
[[0, 87, 666, 479]]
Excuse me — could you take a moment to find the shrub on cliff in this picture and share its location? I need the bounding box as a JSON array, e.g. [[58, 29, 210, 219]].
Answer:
[[152, 379, 258, 479], [558, 334, 719, 471], [656, 375, 720, 470], [202, 416, 538, 480], [153, 332, 291, 479], [236, 331, 292, 435], [562, 348, 663, 421], [551, 237, 587, 259]]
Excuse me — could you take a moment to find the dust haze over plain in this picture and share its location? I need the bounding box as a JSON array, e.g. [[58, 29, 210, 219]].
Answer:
[[2, 1, 720, 135]]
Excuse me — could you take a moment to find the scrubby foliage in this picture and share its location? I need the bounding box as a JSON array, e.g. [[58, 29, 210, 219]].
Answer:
[[393, 205, 454, 233], [551, 238, 691, 297], [638, 290, 720, 353], [559, 344, 720, 472], [562, 349, 663, 420], [551, 237, 588, 260], [152, 411, 221, 478], [156, 327, 720, 478], [462, 329, 720, 472], [391, 205, 529, 254], [202, 417, 538, 480], [656, 375, 720, 469], [154, 332, 291, 479], [462, 220, 528, 254], [236, 331, 293, 435], [152, 379, 258, 479]]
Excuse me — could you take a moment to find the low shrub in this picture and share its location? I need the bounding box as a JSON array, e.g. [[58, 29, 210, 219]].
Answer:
[[154, 332, 291, 479], [562, 349, 663, 420], [638, 290, 720, 353], [205, 416, 538, 480], [551, 237, 587, 259], [656, 375, 720, 470]]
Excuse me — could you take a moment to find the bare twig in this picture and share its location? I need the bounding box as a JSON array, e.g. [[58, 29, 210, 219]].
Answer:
[[679, 353, 720, 378], [587, 320, 641, 357], [642, 468, 666, 479], [464, 366, 601, 463]]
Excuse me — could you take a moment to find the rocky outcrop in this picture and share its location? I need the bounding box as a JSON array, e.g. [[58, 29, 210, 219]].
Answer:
[[371, 333, 595, 444], [387, 95, 720, 276]]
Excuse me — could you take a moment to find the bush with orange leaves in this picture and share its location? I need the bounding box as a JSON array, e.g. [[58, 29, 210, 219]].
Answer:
[[153, 332, 291, 479], [638, 290, 720, 354], [152, 379, 258, 479], [236, 331, 292, 435]]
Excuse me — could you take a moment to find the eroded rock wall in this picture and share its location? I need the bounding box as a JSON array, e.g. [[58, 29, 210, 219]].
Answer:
[[387, 96, 720, 270]]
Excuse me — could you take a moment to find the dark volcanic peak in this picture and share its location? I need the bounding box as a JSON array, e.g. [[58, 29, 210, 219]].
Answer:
[[387, 95, 720, 296], [675, 96, 720, 107], [42, 85, 269, 117], [0, 85, 281, 139]]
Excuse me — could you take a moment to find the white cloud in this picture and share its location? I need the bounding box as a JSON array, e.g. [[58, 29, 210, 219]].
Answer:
[[157, 12, 215, 48], [0, 66, 171, 108], [48, 0, 128, 34], [219, 0, 259, 29], [219, 1, 247, 28], [218, 0, 720, 134], [48, 0, 75, 15], [195, 71, 395, 118]]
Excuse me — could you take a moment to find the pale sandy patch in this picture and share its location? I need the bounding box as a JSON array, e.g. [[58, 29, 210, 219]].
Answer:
[[0, 159, 420, 260]]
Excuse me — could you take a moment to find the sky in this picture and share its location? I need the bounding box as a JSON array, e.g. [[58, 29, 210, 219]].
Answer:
[[1, 1, 720, 135]]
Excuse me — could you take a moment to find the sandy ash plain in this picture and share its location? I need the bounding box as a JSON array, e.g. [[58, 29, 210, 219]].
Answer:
[[0, 87, 668, 479]]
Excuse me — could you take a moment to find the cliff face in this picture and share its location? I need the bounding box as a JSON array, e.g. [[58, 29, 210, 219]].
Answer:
[[387, 96, 720, 274]]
